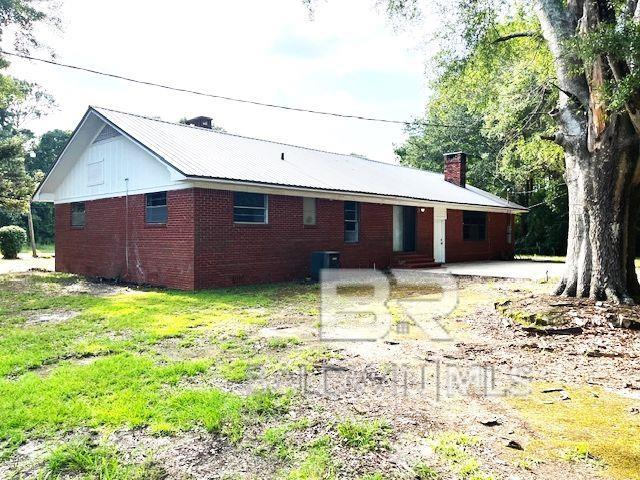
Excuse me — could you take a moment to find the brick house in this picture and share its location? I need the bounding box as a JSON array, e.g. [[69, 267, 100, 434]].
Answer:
[[33, 107, 526, 290]]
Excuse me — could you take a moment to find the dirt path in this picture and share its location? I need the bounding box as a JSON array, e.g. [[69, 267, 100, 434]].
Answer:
[[0, 254, 54, 274]]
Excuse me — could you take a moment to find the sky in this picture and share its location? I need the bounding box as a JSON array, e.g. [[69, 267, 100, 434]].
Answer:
[[4, 0, 438, 164]]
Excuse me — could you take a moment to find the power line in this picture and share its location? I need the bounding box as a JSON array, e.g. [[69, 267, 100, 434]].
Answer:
[[0, 49, 476, 129]]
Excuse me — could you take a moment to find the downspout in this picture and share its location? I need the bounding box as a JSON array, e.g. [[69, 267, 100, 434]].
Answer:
[[125, 178, 129, 276]]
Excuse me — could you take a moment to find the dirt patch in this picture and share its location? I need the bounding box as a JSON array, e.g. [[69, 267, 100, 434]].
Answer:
[[259, 324, 316, 341], [24, 310, 79, 326], [111, 429, 280, 480]]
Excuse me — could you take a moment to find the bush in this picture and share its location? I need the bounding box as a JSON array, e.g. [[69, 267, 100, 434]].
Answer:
[[0, 225, 27, 259]]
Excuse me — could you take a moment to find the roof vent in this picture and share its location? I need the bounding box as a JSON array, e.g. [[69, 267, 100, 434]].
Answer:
[[185, 116, 214, 129], [93, 124, 121, 143]]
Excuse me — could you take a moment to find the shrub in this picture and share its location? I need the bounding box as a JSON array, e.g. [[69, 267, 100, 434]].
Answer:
[[0, 225, 27, 259]]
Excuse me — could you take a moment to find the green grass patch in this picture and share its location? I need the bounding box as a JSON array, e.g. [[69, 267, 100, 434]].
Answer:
[[359, 473, 386, 480], [268, 346, 337, 374], [0, 273, 319, 461], [431, 432, 495, 480], [259, 418, 311, 460], [414, 462, 439, 479], [0, 353, 290, 457], [510, 385, 640, 480], [46, 437, 164, 479], [336, 419, 391, 452], [286, 436, 336, 480], [21, 243, 55, 254], [267, 337, 302, 350]]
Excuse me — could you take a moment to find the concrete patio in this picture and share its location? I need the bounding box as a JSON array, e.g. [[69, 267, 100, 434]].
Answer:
[[424, 260, 566, 281]]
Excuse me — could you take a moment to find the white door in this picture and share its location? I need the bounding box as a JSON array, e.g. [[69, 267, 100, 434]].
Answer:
[[393, 205, 403, 252], [433, 207, 447, 263]]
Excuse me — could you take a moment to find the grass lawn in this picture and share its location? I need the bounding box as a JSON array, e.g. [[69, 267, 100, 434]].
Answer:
[[1, 271, 638, 479], [0, 273, 327, 477], [20, 243, 55, 255]]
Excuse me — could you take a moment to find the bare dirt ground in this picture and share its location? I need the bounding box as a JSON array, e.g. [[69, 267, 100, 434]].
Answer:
[[0, 253, 54, 274]]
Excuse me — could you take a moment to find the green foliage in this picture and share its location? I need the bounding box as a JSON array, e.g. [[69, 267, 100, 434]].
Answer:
[[0, 0, 55, 53], [0, 135, 34, 211], [0, 224, 26, 258], [396, 11, 568, 255], [336, 419, 391, 452], [569, 19, 640, 112], [27, 128, 70, 173]]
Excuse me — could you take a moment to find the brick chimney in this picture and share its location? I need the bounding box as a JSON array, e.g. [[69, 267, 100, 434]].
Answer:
[[443, 151, 467, 188], [185, 116, 214, 129]]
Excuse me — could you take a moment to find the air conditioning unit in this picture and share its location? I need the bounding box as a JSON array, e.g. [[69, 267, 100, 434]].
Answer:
[[310, 251, 340, 281]]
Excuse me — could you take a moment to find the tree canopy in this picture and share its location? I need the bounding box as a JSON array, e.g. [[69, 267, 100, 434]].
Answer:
[[396, 10, 567, 254]]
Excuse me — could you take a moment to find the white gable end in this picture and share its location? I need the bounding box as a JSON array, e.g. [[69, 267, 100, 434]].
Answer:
[[34, 112, 187, 203]]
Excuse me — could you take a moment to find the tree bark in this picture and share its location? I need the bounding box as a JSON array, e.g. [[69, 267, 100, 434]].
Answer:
[[535, 0, 640, 303]]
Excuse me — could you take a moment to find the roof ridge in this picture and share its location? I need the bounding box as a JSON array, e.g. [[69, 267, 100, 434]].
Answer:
[[90, 105, 444, 177]]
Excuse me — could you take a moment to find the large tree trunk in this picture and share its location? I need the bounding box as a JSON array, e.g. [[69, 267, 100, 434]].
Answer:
[[554, 116, 639, 303], [535, 0, 640, 303]]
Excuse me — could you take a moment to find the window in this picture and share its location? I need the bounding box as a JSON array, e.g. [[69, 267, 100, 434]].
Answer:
[[344, 201, 359, 243], [463, 211, 487, 241], [234, 192, 267, 223], [303, 197, 317, 225], [71, 202, 85, 227], [146, 192, 168, 224]]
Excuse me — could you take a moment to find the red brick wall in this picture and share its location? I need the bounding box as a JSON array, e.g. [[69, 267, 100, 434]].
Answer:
[[444, 152, 467, 187], [193, 189, 405, 288], [445, 209, 514, 262], [55, 187, 515, 290], [55, 189, 196, 289]]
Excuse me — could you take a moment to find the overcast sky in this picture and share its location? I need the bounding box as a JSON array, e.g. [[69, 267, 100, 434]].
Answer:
[[4, 0, 437, 163]]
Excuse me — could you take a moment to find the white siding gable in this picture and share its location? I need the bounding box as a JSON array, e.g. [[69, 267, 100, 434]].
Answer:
[[45, 119, 187, 204]]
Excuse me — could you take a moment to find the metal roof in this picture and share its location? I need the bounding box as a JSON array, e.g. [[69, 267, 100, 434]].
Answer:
[[91, 106, 526, 212]]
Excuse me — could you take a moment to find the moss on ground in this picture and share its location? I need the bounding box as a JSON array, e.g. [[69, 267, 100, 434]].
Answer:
[[510, 385, 640, 480]]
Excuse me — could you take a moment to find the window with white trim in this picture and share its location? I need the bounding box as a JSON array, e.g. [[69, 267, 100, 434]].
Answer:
[[344, 201, 359, 243], [303, 197, 316, 225], [234, 192, 268, 223], [146, 192, 168, 224]]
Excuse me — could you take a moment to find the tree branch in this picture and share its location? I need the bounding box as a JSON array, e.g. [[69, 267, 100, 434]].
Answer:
[[534, 0, 590, 107], [492, 31, 541, 43], [550, 82, 587, 110]]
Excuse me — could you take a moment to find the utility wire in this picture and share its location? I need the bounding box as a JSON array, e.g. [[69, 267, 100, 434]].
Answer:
[[0, 49, 477, 129]]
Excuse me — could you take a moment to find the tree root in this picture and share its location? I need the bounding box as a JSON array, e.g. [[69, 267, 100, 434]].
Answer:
[[554, 278, 635, 305]]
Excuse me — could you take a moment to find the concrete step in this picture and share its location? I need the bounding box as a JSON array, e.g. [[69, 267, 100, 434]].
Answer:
[[392, 253, 439, 269]]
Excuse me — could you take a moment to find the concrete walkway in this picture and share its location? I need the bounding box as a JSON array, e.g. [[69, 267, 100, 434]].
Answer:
[[0, 253, 55, 275], [424, 260, 566, 281]]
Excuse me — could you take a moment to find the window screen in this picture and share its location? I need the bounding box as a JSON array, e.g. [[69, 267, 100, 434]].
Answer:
[[234, 192, 267, 223], [344, 201, 359, 243], [463, 211, 487, 241], [146, 192, 168, 224], [71, 202, 85, 227], [303, 197, 316, 225]]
